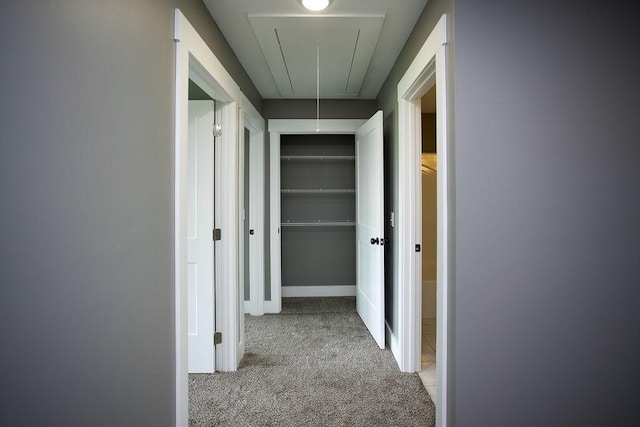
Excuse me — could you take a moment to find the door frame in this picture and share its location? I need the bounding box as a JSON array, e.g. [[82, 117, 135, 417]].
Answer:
[[396, 14, 450, 427], [268, 119, 366, 312], [241, 108, 266, 316], [175, 9, 262, 426]]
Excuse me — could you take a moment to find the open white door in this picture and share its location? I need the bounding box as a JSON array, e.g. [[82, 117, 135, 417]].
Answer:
[[356, 110, 385, 349], [187, 100, 216, 373]]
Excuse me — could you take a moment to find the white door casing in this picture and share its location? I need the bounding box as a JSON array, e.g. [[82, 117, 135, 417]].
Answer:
[[187, 101, 216, 373], [241, 106, 266, 316], [356, 111, 385, 349], [268, 119, 367, 314], [175, 9, 258, 426], [267, 116, 385, 347], [396, 13, 449, 427], [264, 119, 366, 313]]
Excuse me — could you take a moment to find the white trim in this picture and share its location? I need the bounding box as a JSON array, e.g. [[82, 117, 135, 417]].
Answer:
[[268, 130, 282, 313], [263, 300, 281, 314], [396, 14, 450, 427], [174, 9, 244, 427], [386, 321, 399, 358], [235, 104, 246, 368], [435, 48, 450, 427], [241, 94, 266, 317], [397, 16, 447, 99], [215, 101, 240, 372], [281, 285, 356, 297], [268, 119, 366, 314], [174, 26, 188, 427], [269, 119, 366, 134]]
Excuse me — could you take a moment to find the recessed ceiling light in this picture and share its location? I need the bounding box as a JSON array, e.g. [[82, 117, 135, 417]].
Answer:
[[301, 0, 330, 12]]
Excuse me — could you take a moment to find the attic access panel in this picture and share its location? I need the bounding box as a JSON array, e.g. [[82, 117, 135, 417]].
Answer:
[[248, 14, 385, 98]]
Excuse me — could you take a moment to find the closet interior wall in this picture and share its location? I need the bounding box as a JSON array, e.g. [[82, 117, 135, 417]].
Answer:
[[280, 134, 356, 293]]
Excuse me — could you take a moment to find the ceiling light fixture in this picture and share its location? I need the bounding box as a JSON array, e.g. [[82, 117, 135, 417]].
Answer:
[[302, 0, 330, 12]]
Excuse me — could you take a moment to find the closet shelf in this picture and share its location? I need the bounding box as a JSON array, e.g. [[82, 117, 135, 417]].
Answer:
[[281, 188, 355, 194], [281, 220, 355, 228], [280, 155, 355, 161]]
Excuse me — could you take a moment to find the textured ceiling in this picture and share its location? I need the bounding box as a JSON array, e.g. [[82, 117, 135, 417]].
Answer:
[[202, 0, 428, 100]]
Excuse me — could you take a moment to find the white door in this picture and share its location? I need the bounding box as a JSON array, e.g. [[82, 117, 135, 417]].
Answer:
[[356, 111, 385, 349], [187, 100, 216, 373]]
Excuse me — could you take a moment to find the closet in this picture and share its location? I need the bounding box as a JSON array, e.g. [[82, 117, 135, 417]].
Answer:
[[279, 134, 356, 295], [268, 114, 385, 348]]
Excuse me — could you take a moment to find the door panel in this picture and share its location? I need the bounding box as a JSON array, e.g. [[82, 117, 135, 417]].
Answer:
[[356, 111, 385, 349], [187, 100, 216, 373]]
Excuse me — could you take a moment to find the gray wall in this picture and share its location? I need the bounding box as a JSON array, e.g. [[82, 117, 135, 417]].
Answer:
[[451, 1, 640, 425], [0, 1, 260, 425], [380, 0, 640, 425], [378, 0, 640, 426]]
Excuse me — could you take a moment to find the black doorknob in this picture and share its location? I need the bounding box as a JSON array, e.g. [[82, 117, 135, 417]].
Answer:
[[370, 237, 380, 245]]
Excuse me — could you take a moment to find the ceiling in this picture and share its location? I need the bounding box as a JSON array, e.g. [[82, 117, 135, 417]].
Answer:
[[202, 0, 429, 100]]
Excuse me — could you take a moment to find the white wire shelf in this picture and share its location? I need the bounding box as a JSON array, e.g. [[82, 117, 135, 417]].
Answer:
[[280, 155, 355, 161], [281, 188, 355, 194], [281, 220, 355, 228]]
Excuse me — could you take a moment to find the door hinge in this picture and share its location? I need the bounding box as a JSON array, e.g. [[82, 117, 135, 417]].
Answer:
[[214, 332, 222, 345], [212, 123, 222, 138], [213, 228, 221, 241]]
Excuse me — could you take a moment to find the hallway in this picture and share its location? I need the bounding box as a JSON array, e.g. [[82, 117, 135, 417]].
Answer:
[[189, 298, 434, 426]]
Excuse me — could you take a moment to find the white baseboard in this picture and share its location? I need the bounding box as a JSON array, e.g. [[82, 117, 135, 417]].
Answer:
[[281, 285, 356, 297], [386, 321, 401, 368], [263, 300, 280, 314]]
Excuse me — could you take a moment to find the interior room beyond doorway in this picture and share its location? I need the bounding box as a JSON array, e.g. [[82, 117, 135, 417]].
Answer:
[[418, 85, 438, 403]]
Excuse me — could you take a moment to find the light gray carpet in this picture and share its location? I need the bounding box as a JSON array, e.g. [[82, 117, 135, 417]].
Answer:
[[189, 297, 435, 426]]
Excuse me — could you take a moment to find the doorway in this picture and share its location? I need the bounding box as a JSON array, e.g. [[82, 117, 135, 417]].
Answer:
[[418, 85, 438, 401], [396, 13, 450, 427], [175, 9, 256, 426], [268, 115, 385, 348], [242, 111, 266, 317]]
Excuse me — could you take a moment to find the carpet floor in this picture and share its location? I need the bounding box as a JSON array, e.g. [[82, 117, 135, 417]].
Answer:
[[189, 297, 435, 426]]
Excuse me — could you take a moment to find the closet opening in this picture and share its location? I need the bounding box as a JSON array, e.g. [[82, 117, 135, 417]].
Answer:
[[280, 134, 357, 300], [268, 115, 386, 348]]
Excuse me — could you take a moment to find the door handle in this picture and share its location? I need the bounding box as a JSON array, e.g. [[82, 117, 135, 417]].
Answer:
[[370, 237, 380, 245], [249, 229, 254, 235]]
